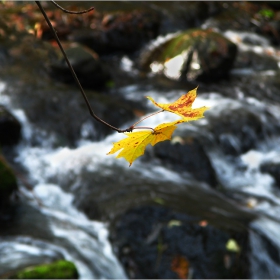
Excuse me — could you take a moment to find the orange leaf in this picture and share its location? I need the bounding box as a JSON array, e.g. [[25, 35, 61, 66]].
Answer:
[[107, 121, 179, 166], [147, 87, 208, 121], [171, 255, 190, 279]]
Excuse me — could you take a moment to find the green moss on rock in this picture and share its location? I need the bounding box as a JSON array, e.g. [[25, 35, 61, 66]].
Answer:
[[12, 260, 79, 279], [141, 29, 232, 67], [140, 28, 237, 81]]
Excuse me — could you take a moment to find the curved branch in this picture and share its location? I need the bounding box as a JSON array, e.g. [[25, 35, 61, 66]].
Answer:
[[50, 1, 94, 14], [35, 1, 130, 133]]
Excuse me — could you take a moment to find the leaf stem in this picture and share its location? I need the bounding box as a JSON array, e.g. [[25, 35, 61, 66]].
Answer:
[[35, 1, 131, 133], [133, 126, 155, 133], [130, 109, 164, 128]]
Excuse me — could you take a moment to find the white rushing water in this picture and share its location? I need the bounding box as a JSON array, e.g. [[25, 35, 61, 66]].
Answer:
[[0, 82, 127, 279], [250, 217, 280, 278]]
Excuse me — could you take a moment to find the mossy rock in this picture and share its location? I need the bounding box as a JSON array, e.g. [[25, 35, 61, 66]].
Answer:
[[12, 260, 79, 279], [140, 28, 237, 82], [0, 154, 17, 203]]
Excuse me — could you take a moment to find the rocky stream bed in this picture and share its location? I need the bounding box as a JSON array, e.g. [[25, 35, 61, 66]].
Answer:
[[2, 1, 280, 279]]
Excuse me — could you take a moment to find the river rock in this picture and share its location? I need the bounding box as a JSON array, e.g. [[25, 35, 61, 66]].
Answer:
[[16, 84, 137, 146], [202, 2, 260, 32], [0, 106, 21, 146], [0, 155, 18, 218], [70, 10, 160, 55], [202, 2, 280, 46], [152, 136, 217, 187], [260, 162, 280, 188], [50, 44, 111, 89], [0, 191, 127, 279], [146, 2, 222, 34], [249, 5, 280, 45], [139, 28, 237, 82], [259, 20, 280, 45], [0, 22, 136, 145], [205, 100, 280, 156], [111, 205, 249, 279], [208, 108, 262, 156], [233, 49, 279, 71]]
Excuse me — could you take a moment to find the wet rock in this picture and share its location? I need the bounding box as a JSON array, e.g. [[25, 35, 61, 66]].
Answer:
[[0, 10, 59, 80], [20, 86, 137, 146], [0, 105, 21, 146], [142, 2, 222, 34], [258, 20, 280, 45], [249, 220, 280, 279], [0, 237, 64, 279], [208, 109, 261, 156], [260, 162, 280, 188], [70, 10, 160, 55], [139, 28, 237, 82], [111, 205, 249, 279], [1, 66, 136, 146], [251, 7, 280, 45], [0, 46, 9, 69], [233, 49, 279, 71], [50, 44, 111, 89], [202, 2, 260, 32], [0, 22, 136, 145], [206, 100, 280, 156], [203, 2, 280, 46], [11, 260, 78, 279], [153, 136, 217, 187], [201, 69, 280, 105], [0, 154, 18, 219], [11, 36, 58, 79], [0, 9, 140, 145], [0, 193, 126, 279], [0, 18, 14, 68]]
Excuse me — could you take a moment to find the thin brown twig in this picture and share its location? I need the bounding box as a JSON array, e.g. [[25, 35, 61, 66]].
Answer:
[[131, 109, 164, 128], [35, 1, 131, 133], [50, 0, 95, 15]]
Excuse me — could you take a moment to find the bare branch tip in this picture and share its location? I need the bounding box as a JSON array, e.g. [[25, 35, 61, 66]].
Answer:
[[50, 1, 94, 15]]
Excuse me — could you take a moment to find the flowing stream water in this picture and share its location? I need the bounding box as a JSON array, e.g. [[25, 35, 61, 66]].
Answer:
[[2, 27, 280, 278]]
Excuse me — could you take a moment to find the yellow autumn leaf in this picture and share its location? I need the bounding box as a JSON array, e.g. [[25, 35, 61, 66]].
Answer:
[[107, 121, 179, 166], [149, 120, 183, 145], [108, 87, 209, 165], [147, 87, 208, 121]]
